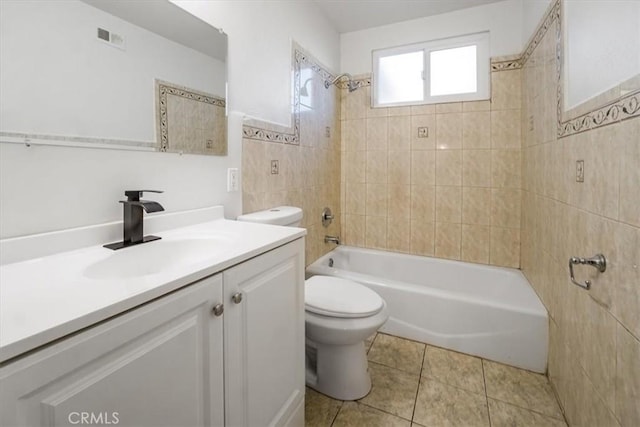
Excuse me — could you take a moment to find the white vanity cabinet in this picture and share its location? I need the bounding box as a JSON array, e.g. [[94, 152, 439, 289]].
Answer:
[[0, 238, 305, 427]]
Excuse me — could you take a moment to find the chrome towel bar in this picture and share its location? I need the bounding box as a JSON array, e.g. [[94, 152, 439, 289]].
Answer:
[[569, 254, 606, 290]]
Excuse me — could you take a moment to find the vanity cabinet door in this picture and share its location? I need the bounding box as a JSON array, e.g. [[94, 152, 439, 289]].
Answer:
[[0, 274, 225, 427], [223, 238, 305, 427]]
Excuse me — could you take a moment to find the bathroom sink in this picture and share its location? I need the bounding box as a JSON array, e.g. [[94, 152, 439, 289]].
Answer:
[[84, 237, 231, 280]]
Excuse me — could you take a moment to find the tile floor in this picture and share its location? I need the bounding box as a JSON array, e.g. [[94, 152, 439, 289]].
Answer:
[[305, 333, 567, 427]]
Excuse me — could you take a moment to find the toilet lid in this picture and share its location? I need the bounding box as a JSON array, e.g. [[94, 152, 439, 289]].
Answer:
[[305, 276, 384, 318]]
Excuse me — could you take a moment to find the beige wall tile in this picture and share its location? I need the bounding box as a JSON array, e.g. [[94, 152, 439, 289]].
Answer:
[[612, 223, 640, 338], [388, 184, 411, 218], [436, 113, 463, 149], [616, 323, 640, 427], [435, 186, 462, 223], [387, 217, 411, 253], [366, 117, 389, 151], [618, 118, 640, 227], [410, 219, 435, 256], [345, 214, 365, 247], [491, 69, 522, 111], [411, 104, 436, 115], [490, 226, 520, 268], [462, 149, 491, 187], [436, 102, 463, 113], [491, 150, 521, 188], [461, 224, 491, 264], [491, 188, 521, 228], [462, 112, 491, 149], [388, 105, 411, 117], [345, 183, 366, 215], [345, 150, 366, 183], [436, 150, 462, 186], [411, 114, 436, 150], [388, 150, 411, 184], [462, 187, 491, 225], [366, 184, 388, 216], [365, 215, 387, 249], [491, 110, 522, 149], [463, 100, 491, 112], [388, 116, 411, 150], [411, 185, 436, 222], [411, 150, 436, 186], [366, 150, 388, 184], [343, 119, 366, 151], [435, 222, 462, 260]]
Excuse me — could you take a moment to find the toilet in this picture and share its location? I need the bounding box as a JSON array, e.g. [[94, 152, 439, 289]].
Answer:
[[237, 206, 389, 400]]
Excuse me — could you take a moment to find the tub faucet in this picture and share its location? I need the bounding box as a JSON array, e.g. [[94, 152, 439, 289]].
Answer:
[[104, 190, 164, 250], [324, 235, 340, 245]]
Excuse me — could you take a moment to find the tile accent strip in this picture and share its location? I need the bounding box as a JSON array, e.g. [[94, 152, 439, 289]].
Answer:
[[242, 44, 335, 145], [156, 80, 225, 152]]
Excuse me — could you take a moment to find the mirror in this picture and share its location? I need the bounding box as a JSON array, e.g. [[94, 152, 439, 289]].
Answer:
[[561, 0, 639, 122], [0, 0, 227, 155]]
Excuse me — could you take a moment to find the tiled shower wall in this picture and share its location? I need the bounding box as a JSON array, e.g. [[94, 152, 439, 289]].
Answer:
[[339, 71, 523, 268], [242, 48, 342, 266], [520, 3, 639, 427]]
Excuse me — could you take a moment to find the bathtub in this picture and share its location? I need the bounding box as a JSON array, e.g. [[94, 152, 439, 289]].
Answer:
[[306, 246, 548, 373]]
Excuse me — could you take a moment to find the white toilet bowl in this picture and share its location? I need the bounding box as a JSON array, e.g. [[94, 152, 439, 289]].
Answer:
[[305, 276, 389, 400], [237, 206, 389, 400]]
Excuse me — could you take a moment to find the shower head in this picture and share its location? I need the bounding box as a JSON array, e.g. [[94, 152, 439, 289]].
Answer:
[[324, 73, 359, 92]]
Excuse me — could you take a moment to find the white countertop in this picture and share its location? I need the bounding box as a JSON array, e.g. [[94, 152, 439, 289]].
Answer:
[[0, 210, 305, 363]]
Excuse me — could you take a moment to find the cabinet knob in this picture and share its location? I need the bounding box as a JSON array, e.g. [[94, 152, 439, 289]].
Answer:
[[212, 303, 224, 316], [231, 292, 243, 304]]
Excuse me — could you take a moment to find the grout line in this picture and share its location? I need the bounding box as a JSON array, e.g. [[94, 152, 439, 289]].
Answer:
[[328, 399, 344, 427], [410, 343, 427, 425], [482, 359, 493, 427]]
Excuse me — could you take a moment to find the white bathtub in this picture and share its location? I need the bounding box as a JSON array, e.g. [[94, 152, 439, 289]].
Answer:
[[306, 246, 548, 373]]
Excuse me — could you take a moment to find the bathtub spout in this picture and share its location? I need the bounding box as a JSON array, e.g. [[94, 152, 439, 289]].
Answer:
[[324, 235, 340, 245]]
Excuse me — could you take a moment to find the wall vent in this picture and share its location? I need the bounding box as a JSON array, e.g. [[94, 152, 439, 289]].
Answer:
[[97, 27, 125, 50]]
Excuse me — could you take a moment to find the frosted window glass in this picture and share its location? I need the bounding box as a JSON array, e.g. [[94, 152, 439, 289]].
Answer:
[[430, 45, 477, 96], [377, 51, 423, 104]]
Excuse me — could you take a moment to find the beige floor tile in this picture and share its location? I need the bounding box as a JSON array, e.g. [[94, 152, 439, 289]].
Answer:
[[304, 387, 342, 427], [483, 360, 563, 419], [358, 362, 419, 420], [422, 345, 485, 393], [413, 377, 490, 427], [488, 399, 567, 427], [367, 333, 425, 374], [332, 402, 410, 427]]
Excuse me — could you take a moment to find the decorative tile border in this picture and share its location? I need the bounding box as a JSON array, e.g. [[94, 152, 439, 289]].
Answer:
[[515, 0, 639, 137], [156, 80, 225, 152], [242, 43, 336, 145]]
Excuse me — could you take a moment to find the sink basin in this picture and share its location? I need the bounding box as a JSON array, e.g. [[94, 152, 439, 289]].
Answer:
[[84, 237, 230, 280]]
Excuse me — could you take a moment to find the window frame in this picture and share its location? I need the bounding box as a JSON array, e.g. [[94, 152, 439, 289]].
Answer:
[[372, 32, 491, 108]]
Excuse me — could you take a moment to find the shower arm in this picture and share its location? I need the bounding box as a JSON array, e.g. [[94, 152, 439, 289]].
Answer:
[[324, 73, 354, 89]]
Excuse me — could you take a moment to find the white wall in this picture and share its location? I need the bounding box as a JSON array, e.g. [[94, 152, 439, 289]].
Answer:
[[173, 0, 341, 127], [564, 0, 640, 109], [0, 1, 340, 239], [340, 0, 524, 75], [0, 0, 225, 142], [522, 0, 552, 44]]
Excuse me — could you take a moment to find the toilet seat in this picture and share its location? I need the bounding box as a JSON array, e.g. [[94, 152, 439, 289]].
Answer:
[[305, 276, 384, 318]]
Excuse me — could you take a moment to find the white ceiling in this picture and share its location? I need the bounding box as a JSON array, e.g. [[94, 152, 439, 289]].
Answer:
[[313, 0, 507, 33]]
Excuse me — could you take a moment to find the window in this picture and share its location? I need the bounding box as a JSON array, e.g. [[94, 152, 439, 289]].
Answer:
[[372, 32, 490, 107]]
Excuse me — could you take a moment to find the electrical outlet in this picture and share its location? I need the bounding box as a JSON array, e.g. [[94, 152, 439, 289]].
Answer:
[[325, 127, 331, 138], [271, 160, 279, 175], [227, 168, 239, 192], [418, 127, 429, 138], [576, 160, 584, 183], [529, 115, 534, 131], [206, 140, 213, 149]]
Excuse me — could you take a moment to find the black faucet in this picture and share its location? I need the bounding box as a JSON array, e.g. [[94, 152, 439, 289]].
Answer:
[[104, 190, 165, 250]]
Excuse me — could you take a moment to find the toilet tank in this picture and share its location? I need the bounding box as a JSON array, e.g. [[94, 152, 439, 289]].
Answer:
[[236, 206, 303, 227]]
